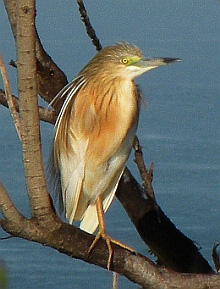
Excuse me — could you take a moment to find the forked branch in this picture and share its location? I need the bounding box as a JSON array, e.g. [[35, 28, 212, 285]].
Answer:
[[0, 1, 219, 288]]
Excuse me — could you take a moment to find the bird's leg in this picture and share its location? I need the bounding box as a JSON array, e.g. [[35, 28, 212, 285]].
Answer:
[[88, 196, 113, 269], [88, 196, 135, 270]]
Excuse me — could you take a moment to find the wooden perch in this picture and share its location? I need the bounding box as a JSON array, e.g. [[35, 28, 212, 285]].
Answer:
[[0, 196, 219, 289], [0, 1, 219, 288]]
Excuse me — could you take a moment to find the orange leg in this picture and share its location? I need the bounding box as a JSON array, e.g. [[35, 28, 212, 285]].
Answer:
[[88, 196, 135, 270]]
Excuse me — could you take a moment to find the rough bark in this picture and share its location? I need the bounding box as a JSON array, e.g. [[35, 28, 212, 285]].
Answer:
[[0, 197, 219, 289], [16, 0, 55, 223], [0, 1, 219, 288]]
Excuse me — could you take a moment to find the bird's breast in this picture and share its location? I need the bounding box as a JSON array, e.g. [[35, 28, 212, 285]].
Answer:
[[81, 78, 139, 168]]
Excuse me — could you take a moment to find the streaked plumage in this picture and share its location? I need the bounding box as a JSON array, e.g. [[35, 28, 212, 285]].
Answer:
[[49, 43, 179, 268]]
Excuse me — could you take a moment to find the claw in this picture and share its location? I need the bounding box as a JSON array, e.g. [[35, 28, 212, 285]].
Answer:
[[89, 230, 135, 270], [88, 196, 135, 270]]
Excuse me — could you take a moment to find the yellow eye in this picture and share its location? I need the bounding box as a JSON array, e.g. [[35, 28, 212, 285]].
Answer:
[[121, 58, 129, 64]]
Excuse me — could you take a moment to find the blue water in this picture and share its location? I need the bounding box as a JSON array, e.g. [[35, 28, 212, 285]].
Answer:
[[0, 1, 220, 288]]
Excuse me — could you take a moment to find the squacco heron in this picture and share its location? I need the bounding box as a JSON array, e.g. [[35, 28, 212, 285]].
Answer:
[[50, 42, 179, 269]]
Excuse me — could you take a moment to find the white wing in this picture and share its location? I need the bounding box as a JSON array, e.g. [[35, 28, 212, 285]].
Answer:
[[60, 139, 89, 223], [50, 75, 89, 223]]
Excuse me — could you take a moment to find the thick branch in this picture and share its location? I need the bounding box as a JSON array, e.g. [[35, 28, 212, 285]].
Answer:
[[1, 216, 219, 289], [16, 0, 54, 223], [1, 1, 218, 287]]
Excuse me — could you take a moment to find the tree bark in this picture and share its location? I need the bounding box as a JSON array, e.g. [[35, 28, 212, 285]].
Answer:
[[16, 0, 55, 223], [0, 202, 219, 289], [0, 1, 219, 288]]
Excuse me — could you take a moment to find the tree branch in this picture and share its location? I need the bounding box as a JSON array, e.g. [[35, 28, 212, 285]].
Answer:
[[0, 215, 219, 289], [0, 181, 23, 223], [1, 1, 219, 288], [0, 55, 21, 140], [133, 136, 155, 200], [16, 0, 55, 224], [76, 0, 102, 51], [0, 89, 56, 124]]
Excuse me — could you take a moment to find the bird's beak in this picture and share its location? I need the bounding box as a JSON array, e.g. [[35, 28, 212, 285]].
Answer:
[[136, 57, 181, 70]]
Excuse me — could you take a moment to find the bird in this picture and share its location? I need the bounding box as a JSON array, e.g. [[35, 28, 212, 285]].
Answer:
[[49, 42, 180, 269]]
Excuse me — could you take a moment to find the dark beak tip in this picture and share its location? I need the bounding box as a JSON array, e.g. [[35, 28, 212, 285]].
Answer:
[[164, 58, 182, 64]]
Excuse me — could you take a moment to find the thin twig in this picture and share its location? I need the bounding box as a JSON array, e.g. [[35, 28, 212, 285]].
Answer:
[[0, 55, 22, 140], [76, 0, 102, 51], [133, 136, 155, 200]]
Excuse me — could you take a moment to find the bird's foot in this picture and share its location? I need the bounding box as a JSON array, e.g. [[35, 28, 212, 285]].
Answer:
[[88, 231, 135, 270]]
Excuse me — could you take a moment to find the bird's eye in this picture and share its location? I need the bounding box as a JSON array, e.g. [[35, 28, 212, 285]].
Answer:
[[121, 58, 129, 65]]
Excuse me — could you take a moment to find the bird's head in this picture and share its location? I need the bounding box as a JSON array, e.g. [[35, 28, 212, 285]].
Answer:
[[81, 42, 181, 80]]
